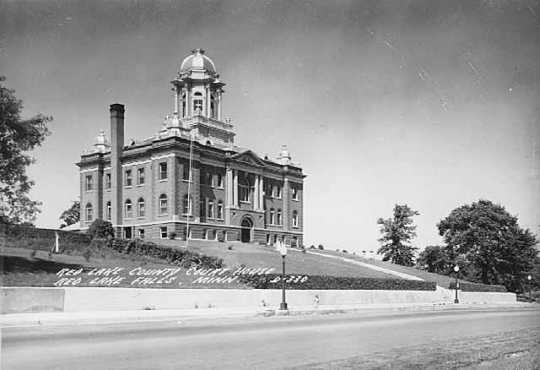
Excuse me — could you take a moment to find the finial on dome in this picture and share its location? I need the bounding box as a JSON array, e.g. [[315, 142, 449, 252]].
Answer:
[[277, 145, 292, 165], [94, 130, 110, 153], [192, 48, 205, 55]]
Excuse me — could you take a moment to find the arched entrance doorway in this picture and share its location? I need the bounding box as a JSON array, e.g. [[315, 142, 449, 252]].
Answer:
[[240, 217, 253, 243]]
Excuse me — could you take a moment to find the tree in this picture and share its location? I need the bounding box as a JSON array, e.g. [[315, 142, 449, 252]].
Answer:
[[59, 201, 80, 228], [416, 245, 452, 274], [377, 204, 419, 266], [438, 199, 538, 292], [87, 219, 114, 240], [0, 76, 51, 224]]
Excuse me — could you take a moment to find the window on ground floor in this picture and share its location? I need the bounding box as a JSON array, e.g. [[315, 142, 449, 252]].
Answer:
[[160, 226, 167, 239]]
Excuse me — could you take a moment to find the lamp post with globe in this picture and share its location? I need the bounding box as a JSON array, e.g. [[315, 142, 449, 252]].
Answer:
[[527, 274, 532, 302], [279, 241, 288, 311], [454, 265, 460, 304]]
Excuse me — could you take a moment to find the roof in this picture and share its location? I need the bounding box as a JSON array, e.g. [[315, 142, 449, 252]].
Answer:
[[180, 48, 216, 74]]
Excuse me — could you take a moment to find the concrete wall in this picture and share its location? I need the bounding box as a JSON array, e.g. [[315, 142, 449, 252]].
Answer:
[[1, 287, 516, 314], [1, 288, 65, 314]]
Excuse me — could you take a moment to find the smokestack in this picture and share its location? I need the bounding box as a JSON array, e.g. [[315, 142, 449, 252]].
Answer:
[[110, 104, 124, 231]]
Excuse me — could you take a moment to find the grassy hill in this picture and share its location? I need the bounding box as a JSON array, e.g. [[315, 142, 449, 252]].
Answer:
[[158, 239, 399, 279]]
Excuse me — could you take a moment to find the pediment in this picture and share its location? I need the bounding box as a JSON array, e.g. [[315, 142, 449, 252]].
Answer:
[[231, 150, 266, 167]]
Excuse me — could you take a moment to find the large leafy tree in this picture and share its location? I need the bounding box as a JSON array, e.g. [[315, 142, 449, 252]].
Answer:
[[377, 204, 420, 266], [59, 201, 80, 228], [416, 245, 452, 274], [0, 76, 51, 224], [438, 200, 538, 292]]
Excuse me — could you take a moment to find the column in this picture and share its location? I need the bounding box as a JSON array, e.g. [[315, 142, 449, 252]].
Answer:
[[259, 176, 264, 210], [170, 156, 177, 219], [186, 85, 191, 117], [173, 86, 179, 114], [233, 170, 238, 207], [205, 85, 210, 118], [254, 175, 259, 211], [283, 177, 289, 231], [217, 90, 222, 121], [226, 167, 233, 207]]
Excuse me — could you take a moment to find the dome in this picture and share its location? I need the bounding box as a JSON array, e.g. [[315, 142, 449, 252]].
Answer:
[[180, 48, 216, 74]]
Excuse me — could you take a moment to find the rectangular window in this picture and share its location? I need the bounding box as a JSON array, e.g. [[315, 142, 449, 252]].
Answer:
[[239, 185, 249, 202], [105, 173, 111, 189], [217, 173, 224, 188], [208, 200, 214, 218], [138, 229, 145, 239], [137, 168, 145, 185], [159, 162, 168, 180], [217, 202, 223, 219], [125, 169, 132, 187], [85, 175, 93, 191], [124, 227, 132, 240], [160, 226, 167, 239], [276, 186, 282, 199], [292, 187, 299, 201], [182, 162, 190, 180]]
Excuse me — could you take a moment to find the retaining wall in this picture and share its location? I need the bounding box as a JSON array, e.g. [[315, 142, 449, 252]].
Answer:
[[1, 287, 517, 314]]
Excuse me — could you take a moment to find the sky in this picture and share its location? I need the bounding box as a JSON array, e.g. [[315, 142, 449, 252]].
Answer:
[[1, 0, 539, 253]]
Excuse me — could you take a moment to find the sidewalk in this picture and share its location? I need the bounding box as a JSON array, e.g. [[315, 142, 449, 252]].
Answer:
[[1, 302, 536, 328]]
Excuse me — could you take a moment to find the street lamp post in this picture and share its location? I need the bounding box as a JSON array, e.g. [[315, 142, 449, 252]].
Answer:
[[527, 274, 532, 302], [454, 265, 460, 304], [279, 241, 288, 311]]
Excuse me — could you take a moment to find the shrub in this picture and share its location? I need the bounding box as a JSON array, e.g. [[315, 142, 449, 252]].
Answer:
[[448, 281, 507, 292], [82, 247, 92, 262], [87, 219, 114, 240], [240, 274, 437, 291], [318, 244, 324, 250], [310, 245, 315, 249]]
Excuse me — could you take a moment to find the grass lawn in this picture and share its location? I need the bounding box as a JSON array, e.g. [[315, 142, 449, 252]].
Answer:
[[169, 240, 401, 279], [314, 249, 461, 288], [1, 247, 247, 289]]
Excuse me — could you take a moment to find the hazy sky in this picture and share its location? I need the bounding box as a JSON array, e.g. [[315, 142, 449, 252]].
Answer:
[[1, 0, 539, 252]]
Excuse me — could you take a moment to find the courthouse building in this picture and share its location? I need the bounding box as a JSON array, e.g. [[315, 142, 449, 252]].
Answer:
[[77, 49, 304, 246]]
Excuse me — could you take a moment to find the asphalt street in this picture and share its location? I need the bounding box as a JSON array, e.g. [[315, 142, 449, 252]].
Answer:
[[2, 308, 539, 369]]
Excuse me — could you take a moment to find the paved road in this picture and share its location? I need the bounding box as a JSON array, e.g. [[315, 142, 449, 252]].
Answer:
[[2, 308, 540, 369]]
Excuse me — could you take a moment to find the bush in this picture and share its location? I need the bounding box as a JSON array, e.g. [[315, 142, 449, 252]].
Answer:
[[87, 219, 114, 240], [310, 245, 315, 249], [109, 238, 223, 269], [318, 244, 324, 250], [240, 274, 437, 291], [82, 247, 92, 262], [448, 281, 507, 292]]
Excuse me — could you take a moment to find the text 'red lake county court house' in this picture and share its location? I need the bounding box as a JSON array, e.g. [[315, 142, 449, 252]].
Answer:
[[77, 49, 305, 246]]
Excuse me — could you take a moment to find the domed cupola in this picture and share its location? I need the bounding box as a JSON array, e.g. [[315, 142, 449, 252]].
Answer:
[[179, 48, 217, 77]]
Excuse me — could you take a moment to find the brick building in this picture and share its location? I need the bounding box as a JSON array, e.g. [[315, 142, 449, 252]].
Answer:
[[77, 49, 305, 246]]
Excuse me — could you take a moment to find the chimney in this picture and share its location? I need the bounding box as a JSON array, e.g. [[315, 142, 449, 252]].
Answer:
[[110, 104, 124, 231]]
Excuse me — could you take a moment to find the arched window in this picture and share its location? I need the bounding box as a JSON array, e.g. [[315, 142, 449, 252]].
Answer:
[[137, 198, 145, 217], [125, 199, 133, 218], [193, 92, 203, 113], [85, 203, 93, 221], [182, 194, 192, 215], [277, 209, 282, 225], [292, 210, 298, 228], [106, 201, 111, 221], [159, 194, 168, 215], [217, 200, 223, 219], [269, 208, 275, 225]]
